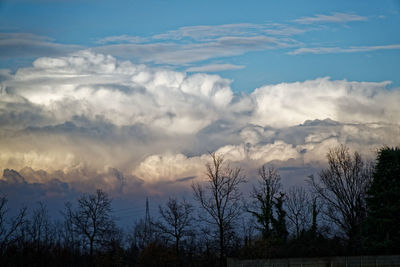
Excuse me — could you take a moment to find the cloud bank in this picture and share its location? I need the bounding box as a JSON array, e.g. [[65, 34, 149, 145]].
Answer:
[[1, 51, 399, 198]]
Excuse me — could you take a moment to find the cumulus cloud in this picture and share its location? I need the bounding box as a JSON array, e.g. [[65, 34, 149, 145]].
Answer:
[[1, 51, 399, 197], [250, 77, 400, 127], [4, 50, 235, 133]]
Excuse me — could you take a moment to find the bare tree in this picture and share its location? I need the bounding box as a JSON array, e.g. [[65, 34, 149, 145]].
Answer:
[[192, 152, 246, 267], [60, 202, 80, 253], [285, 186, 312, 238], [308, 145, 373, 250], [0, 195, 27, 256], [67, 189, 115, 258], [27, 202, 54, 253], [240, 217, 256, 247], [246, 165, 281, 240], [153, 197, 193, 256]]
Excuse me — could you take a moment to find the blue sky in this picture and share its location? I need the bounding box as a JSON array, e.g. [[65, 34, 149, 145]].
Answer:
[[1, 0, 400, 224], [1, 0, 399, 91]]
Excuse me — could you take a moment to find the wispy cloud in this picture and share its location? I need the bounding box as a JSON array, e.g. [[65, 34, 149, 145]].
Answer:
[[0, 32, 81, 58], [96, 34, 148, 44], [0, 14, 370, 66], [289, 44, 400, 55], [153, 23, 266, 41], [94, 35, 297, 65], [90, 23, 309, 65], [186, 63, 245, 72], [294, 12, 367, 24]]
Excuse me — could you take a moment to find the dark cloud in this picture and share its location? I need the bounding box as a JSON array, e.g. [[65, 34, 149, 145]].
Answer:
[[2, 168, 26, 184], [176, 176, 196, 183]]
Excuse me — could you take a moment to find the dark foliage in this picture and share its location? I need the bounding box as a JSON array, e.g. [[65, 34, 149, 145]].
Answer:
[[364, 146, 400, 254]]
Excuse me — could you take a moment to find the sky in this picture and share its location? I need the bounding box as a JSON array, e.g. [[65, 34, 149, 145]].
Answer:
[[0, 0, 400, 225]]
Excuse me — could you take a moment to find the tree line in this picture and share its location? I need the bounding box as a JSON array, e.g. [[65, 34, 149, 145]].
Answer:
[[0, 145, 399, 267]]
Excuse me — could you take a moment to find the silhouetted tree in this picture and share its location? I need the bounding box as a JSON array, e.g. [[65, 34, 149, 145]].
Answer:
[[0, 195, 27, 258], [27, 202, 54, 254], [246, 166, 281, 240], [131, 218, 148, 250], [309, 145, 373, 253], [67, 189, 115, 259], [310, 197, 319, 238], [285, 186, 312, 238], [240, 217, 256, 247], [365, 146, 400, 254], [130, 198, 157, 251], [153, 197, 193, 256], [272, 192, 288, 243], [60, 202, 80, 254], [192, 152, 246, 267]]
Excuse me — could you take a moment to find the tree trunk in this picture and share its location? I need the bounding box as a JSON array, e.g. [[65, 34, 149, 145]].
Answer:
[[219, 224, 224, 267]]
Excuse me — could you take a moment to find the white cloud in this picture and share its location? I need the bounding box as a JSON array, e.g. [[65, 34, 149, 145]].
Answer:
[[186, 63, 245, 72], [90, 22, 305, 65], [289, 44, 400, 55], [250, 77, 399, 127], [96, 35, 148, 44], [1, 52, 400, 195], [0, 16, 371, 66], [153, 23, 263, 41], [294, 12, 367, 24], [94, 35, 296, 65], [4, 50, 234, 134], [133, 153, 208, 184]]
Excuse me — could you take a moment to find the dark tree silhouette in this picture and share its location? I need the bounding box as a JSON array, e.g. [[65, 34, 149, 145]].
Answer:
[[192, 152, 246, 267], [60, 202, 80, 254], [272, 192, 288, 243], [309, 145, 373, 252], [365, 146, 400, 254], [0, 195, 27, 257], [67, 189, 115, 259], [153, 197, 193, 256], [285, 186, 313, 238], [246, 166, 281, 240], [26, 202, 54, 254]]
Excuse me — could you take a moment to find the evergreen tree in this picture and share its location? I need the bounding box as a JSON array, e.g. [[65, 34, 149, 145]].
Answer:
[[247, 166, 281, 240], [272, 193, 288, 243], [365, 146, 400, 254]]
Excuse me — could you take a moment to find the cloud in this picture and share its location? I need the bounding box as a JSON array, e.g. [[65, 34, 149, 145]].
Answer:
[[0, 32, 81, 59], [0, 17, 370, 67], [94, 35, 296, 65], [250, 77, 399, 127], [96, 35, 148, 44], [153, 23, 290, 41], [1, 51, 400, 197], [186, 63, 245, 72], [90, 23, 307, 65], [4, 50, 235, 133], [294, 12, 367, 24], [289, 44, 400, 55]]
